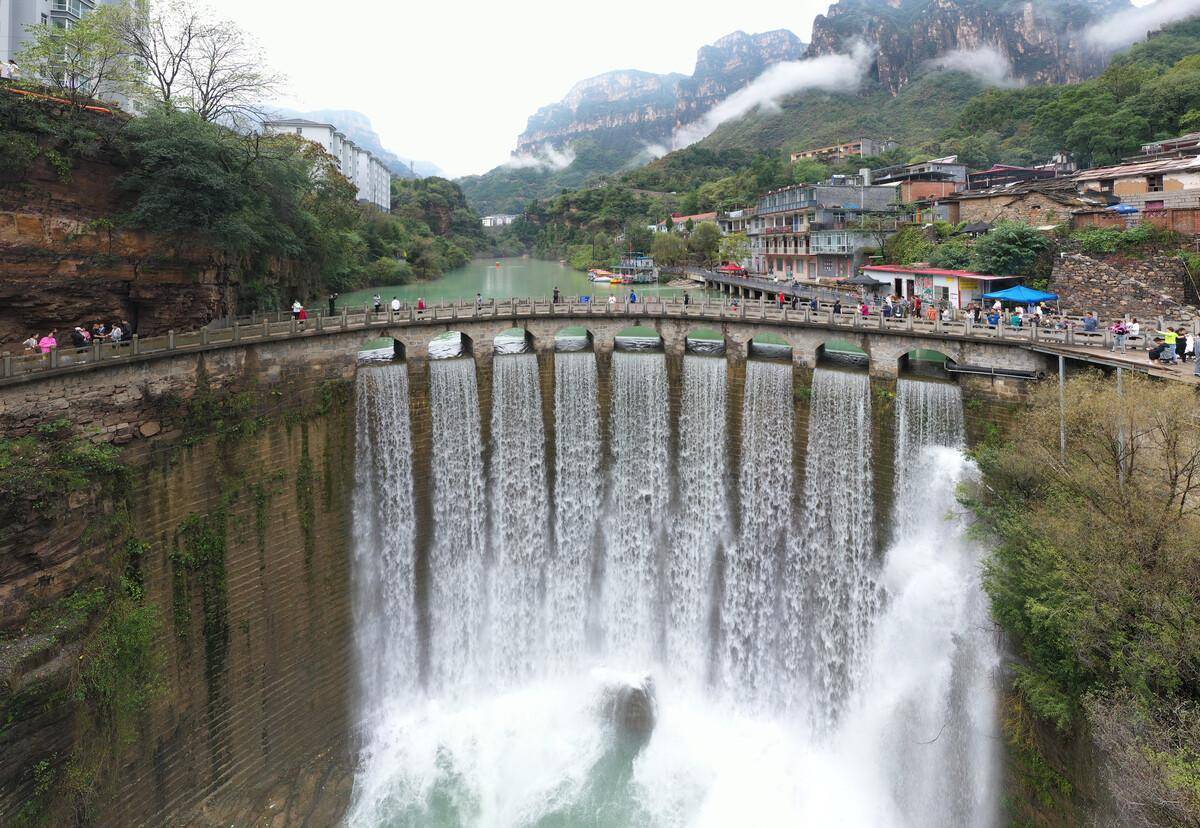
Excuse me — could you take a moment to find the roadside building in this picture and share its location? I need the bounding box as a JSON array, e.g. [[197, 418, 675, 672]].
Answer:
[[262, 118, 392, 212], [748, 181, 901, 279], [481, 214, 520, 228], [858, 264, 1019, 309], [791, 137, 898, 164]]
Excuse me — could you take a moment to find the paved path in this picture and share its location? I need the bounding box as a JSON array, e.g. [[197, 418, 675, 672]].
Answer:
[[1031, 342, 1200, 385]]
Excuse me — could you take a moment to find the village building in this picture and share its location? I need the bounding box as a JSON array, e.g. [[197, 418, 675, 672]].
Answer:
[[869, 156, 967, 203], [939, 178, 1114, 227], [747, 181, 900, 279], [481, 214, 520, 227], [1075, 155, 1200, 211], [261, 118, 392, 211], [653, 211, 718, 233], [791, 137, 898, 164], [858, 264, 1019, 309]]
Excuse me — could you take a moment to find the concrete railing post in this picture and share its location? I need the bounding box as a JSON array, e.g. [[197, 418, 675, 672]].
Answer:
[[342, 308, 348, 328], [132, 334, 140, 355], [263, 319, 270, 338], [201, 328, 209, 346], [289, 318, 297, 335], [50, 348, 60, 369], [233, 324, 240, 343], [2, 353, 10, 379], [168, 330, 176, 350], [92, 341, 101, 362]]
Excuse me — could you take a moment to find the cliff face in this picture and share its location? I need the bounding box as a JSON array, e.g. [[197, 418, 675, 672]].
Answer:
[[515, 29, 806, 154], [0, 147, 237, 347], [806, 0, 1129, 91]]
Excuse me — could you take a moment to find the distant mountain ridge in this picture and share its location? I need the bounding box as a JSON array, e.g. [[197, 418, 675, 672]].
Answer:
[[271, 107, 444, 178], [516, 29, 807, 155]]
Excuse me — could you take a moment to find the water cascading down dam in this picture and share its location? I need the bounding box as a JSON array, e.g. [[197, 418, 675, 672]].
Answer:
[[346, 344, 1000, 827]]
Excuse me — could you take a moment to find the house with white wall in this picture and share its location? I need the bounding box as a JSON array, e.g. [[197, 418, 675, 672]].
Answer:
[[262, 118, 392, 212]]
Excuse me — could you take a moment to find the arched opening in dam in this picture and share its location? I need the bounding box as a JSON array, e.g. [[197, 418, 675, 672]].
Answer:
[[428, 330, 474, 359], [685, 328, 726, 356], [747, 332, 793, 361], [494, 327, 535, 354], [614, 325, 663, 352], [900, 347, 957, 381], [556, 326, 593, 352], [817, 337, 870, 370], [358, 335, 406, 362], [346, 340, 1001, 826]]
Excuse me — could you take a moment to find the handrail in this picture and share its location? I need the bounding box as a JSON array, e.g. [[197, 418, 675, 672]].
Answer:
[[0, 294, 1189, 385]]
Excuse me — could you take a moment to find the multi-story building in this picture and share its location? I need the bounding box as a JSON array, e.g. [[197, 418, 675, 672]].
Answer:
[[870, 156, 968, 202], [790, 137, 898, 164], [481, 214, 520, 228], [747, 181, 901, 279], [2, 0, 120, 62], [262, 118, 392, 212]]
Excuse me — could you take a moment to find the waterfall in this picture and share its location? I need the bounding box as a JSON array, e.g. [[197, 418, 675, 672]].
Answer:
[[487, 354, 550, 683], [550, 351, 600, 670], [786, 368, 878, 725], [351, 363, 418, 712], [668, 355, 730, 686], [602, 351, 670, 666], [348, 353, 1001, 828], [427, 357, 488, 692], [851, 378, 1000, 827], [723, 359, 793, 702]]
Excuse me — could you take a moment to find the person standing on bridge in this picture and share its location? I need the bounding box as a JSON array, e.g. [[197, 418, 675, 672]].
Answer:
[[476, 292, 483, 309], [291, 299, 302, 319], [833, 299, 842, 317], [1109, 320, 1129, 353], [373, 294, 382, 313], [328, 293, 338, 316], [391, 296, 402, 313], [553, 286, 561, 304], [1156, 328, 1179, 365]]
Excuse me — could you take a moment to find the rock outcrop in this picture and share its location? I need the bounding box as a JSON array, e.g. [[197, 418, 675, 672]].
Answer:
[[806, 0, 1129, 92], [0, 147, 237, 347], [515, 29, 806, 155]]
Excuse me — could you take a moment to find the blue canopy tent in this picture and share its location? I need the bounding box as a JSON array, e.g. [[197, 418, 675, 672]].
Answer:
[[982, 285, 1059, 303], [1107, 203, 1139, 215]]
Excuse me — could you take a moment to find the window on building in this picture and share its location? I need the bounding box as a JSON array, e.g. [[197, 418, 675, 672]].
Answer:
[[1147, 174, 1164, 192]]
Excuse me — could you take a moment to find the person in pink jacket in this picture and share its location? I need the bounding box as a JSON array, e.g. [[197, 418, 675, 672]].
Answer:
[[37, 331, 57, 354]]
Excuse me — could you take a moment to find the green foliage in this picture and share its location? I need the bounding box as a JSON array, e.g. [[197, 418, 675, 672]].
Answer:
[[650, 232, 688, 268], [0, 421, 124, 540], [687, 221, 721, 267], [1071, 224, 1181, 257], [927, 236, 973, 269], [15, 6, 139, 106], [718, 231, 750, 264], [968, 221, 1050, 277], [884, 226, 934, 265]]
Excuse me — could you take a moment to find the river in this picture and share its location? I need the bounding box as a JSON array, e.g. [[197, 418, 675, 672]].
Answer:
[[336, 257, 687, 309]]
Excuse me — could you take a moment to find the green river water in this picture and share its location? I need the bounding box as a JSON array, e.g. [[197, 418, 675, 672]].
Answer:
[[336, 257, 686, 310]]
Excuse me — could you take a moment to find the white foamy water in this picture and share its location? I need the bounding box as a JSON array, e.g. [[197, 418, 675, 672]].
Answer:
[[347, 356, 999, 828], [667, 356, 730, 686]]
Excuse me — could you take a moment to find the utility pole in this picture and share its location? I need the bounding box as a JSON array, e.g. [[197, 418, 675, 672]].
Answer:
[[1058, 354, 1067, 464]]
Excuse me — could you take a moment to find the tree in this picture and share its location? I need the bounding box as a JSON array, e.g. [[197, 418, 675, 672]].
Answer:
[[969, 222, 1051, 277], [791, 158, 829, 184], [718, 232, 750, 265], [687, 221, 721, 268], [115, 1, 205, 110], [651, 232, 688, 269], [16, 6, 139, 106]]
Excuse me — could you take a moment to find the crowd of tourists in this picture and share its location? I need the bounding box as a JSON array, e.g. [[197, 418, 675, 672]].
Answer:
[[20, 320, 134, 356]]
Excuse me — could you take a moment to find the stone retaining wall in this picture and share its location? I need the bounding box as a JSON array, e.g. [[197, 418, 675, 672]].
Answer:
[[1050, 252, 1198, 322]]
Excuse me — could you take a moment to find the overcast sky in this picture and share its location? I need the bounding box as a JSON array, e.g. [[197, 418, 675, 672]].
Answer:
[[201, 0, 831, 177]]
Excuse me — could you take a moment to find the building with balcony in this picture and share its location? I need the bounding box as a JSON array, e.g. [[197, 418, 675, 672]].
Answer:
[[870, 156, 968, 202], [262, 118, 392, 212], [790, 137, 897, 164], [2, 0, 120, 62], [747, 182, 902, 279]]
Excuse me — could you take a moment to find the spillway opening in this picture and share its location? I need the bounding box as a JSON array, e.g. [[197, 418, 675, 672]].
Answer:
[[555, 325, 593, 352], [614, 325, 663, 352], [495, 326, 535, 355], [685, 327, 726, 356], [748, 332, 792, 361], [357, 336, 406, 363], [817, 338, 869, 370], [428, 330, 473, 359], [900, 348, 956, 381]]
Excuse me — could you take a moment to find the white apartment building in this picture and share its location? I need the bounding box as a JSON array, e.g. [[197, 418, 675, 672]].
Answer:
[[481, 214, 520, 227], [2, 0, 121, 62], [262, 118, 392, 212]]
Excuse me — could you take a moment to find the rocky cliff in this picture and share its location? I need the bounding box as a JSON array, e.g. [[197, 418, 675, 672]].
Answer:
[[515, 29, 806, 154], [806, 0, 1129, 91], [0, 143, 237, 347]]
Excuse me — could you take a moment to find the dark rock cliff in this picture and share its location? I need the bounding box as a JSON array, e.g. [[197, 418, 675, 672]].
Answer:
[[515, 29, 806, 154], [806, 0, 1129, 91]]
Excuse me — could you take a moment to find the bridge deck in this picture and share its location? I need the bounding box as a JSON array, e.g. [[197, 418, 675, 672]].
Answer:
[[0, 295, 1191, 387], [1029, 343, 1200, 386]]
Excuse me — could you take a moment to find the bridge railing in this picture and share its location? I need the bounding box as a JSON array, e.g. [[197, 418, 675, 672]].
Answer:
[[0, 294, 1179, 383]]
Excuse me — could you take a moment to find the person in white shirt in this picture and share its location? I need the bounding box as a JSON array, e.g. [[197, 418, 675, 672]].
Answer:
[[291, 299, 302, 319], [8, 61, 18, 80], [390, 297, 401, 312]]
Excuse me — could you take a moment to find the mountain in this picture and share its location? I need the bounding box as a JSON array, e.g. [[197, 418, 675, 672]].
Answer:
[[271, 107, 443, 178], [805, 0, 1130, 91], [459, 30, 806, 214], [517, 29, 807, 155]]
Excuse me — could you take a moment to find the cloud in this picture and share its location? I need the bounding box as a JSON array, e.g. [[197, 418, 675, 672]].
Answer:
[[671, 42, 875, 150], [1084, 0, 1200, 51], [924, 45, 1022, 88], [504, 143, 576, 171]]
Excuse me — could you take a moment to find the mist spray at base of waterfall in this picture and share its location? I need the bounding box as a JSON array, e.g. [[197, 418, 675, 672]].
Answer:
[[347, 362, 999, 827]]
